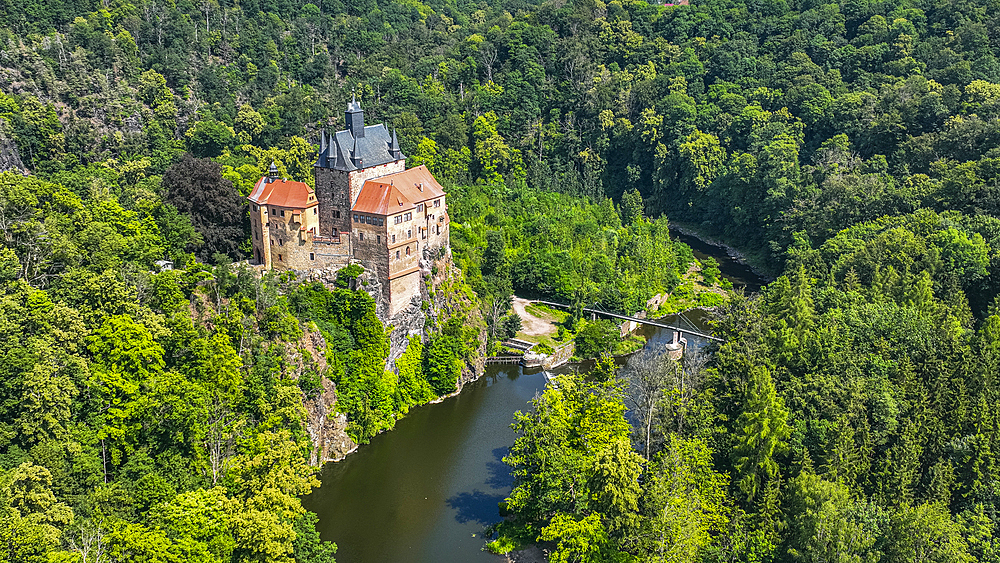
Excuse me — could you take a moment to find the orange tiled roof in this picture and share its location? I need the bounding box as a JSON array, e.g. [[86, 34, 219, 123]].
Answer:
[[248, 177, 318, 208], [352, 165, 445, 216]]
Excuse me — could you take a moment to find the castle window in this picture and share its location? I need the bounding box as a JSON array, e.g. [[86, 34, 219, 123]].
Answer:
[[254, 204, 259, 212], [434, 199, 440, 207], [407, 229, 412, 239], [280, 210, 285, 217], [377, 235, 381, 244], [359, 232, 364, 241], [405, 212, 412, 221], [406, 246, 410, 256], [437, 225, 441, 235], [278, 239, 283, 246], [314, 208, 317, 215], [271, 239, 275, 246], [396, 250, 400, 259], [394, 215, 402, 224], [310, 253, 315, 260], [392, 234, 396, 243], [417, 203, 424, 212], [353, 214, 358, 221], [278, 254, 283, 261]]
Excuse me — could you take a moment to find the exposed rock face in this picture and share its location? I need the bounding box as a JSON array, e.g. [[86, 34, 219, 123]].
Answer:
[[386, 296, 425, 370], [0, 126, 26, 174], [304, 377, 358, 463], [293, 326, 358, 464], [423, 251, 487, 388]]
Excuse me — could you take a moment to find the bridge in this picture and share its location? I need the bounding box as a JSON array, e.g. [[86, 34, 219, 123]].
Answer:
[[532, 300, 724, 343]]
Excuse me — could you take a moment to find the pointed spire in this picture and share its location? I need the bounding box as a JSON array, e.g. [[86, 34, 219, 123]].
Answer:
[[326, 131, 337, 161], [335, 136, 353, 170], [352, 134, 364, 168], [316, 130, 328, 168], [389, 128, 402, 159]]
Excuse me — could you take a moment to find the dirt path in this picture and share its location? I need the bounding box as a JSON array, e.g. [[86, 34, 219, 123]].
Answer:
[[512, 297, 555, 337]]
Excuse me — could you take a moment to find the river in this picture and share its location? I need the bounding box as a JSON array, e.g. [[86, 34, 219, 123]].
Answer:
[[669, 228, 766, 293], [305, 242, 764, 563]]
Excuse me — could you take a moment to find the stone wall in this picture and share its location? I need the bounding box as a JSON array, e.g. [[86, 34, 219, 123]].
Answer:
[[315, 160, 407, 237], [347, 160, 405, 204], [265, 221, 351, 272], [389, 270, 421, 318], [314, 166, 353, 237], [419, 194, 450, 256]]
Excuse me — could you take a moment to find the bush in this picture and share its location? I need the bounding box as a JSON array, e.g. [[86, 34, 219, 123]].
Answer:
[[534, 342, 555, 355], [335, 263, 364, 288], [701, 257, 721, 286], [698, 292, 724, 307], [501, 314, 522, 339]]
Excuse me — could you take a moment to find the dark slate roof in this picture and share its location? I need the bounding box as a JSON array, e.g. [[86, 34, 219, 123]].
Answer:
[[315, 124, 402, 171]]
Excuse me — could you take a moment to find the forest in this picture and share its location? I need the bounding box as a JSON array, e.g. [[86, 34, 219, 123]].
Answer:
[[2, 0, 1000, 558]]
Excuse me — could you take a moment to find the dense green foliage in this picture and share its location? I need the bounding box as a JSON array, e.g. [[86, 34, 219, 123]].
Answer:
[[5, 0, 1000, 558], [497, 212, 1000, 560], [450, 183, 691, 316], [0, 169, 347, 561]]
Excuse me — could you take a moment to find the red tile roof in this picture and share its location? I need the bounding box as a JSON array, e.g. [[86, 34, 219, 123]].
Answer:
[[352, 165, 446, 216], [248, 177, 317, 209]]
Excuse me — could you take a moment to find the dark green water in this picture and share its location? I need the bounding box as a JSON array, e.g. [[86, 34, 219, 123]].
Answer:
[[304, 364, 544, 563]]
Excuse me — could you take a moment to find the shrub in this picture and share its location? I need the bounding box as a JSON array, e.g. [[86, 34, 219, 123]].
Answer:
[[698, 292, 724, 307], [534, 342, 554, 355]]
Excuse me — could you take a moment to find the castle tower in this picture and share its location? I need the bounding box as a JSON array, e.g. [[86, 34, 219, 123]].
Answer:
[[314, 97, 406, 238]]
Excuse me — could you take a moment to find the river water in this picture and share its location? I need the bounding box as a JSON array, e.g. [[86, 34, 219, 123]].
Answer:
[[305, 241, 763, 562], [669, 229, 766, 293]]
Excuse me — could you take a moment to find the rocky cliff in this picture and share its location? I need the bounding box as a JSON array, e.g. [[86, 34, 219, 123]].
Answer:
[[287, 326, 358, 464], [0, 123, 26, 174], [420, 251, 487, 388]]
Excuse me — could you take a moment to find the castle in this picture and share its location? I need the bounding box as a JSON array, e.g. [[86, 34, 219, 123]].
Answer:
[[248, 97, 450, 317]]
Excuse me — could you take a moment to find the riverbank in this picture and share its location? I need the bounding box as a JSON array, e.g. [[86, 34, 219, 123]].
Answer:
[[669, 222, 777, 283]]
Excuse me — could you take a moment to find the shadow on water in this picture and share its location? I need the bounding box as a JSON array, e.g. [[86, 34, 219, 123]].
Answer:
[[486, 446, 514, 489], [447, 490, 508, 525]]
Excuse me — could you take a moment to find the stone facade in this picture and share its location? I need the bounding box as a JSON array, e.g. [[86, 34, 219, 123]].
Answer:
[[248, 100, 449, 321], [314, 160, 405, 238]]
